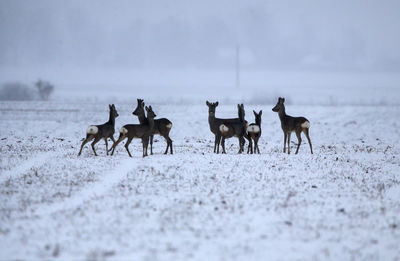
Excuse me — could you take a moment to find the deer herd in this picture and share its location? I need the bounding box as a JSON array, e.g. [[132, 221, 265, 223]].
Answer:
[[78, 97, 313, 157]]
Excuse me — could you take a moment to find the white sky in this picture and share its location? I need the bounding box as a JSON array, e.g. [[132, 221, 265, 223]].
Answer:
[[1, 0, 400, 71]]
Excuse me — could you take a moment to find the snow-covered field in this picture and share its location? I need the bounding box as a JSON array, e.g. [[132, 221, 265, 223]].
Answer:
[[1, 95, 400, 260]]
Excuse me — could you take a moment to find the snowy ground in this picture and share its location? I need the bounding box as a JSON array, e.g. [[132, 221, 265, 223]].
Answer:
[[0, 98, 400, 260]]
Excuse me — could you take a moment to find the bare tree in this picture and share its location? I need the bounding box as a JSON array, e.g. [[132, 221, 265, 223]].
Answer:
[[35, 79, 54, 101]]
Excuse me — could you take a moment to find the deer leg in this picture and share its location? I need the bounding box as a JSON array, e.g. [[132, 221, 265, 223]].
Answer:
[[145, 138, 149, 157], [216, 134, 221, 154], [110, 134, 125, 156], [163, 137, 168, 154], [287, 132, 291, 154], [104, 138, 109, 155], [162, 134, 171, 154], [304, 128, 313, 154], [255, 137, 260, 154], [237, 137, 242, 154], [78, 135, 94, 156], [283, 132, 287, 153], [150, 135, 154, 155], [108, 136, 116, 152], [295, 131, 302, 154], [124, 137, 133, 157], [238, 136, 245, 154], [221, 137, 226, 154], [164, 139, 169, 155], [142, 137, 149, 157], [246, 134, 252, 154], [91, 136, 101, 156], [214, 135, 217, 153], [168, 137, 173, 154]]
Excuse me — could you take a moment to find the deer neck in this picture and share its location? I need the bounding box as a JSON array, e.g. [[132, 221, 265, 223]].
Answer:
[[278, 106, 286, 121], [238, 109, 245, 122], [138, 112, 147, 124], [147, 117, 155, 130], [255, 118, 261, 126], [208, 113, 215, 124], [239, 114, 245, 123]]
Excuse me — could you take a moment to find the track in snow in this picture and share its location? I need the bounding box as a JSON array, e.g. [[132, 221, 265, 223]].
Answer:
[[0, 151, 53, 184]]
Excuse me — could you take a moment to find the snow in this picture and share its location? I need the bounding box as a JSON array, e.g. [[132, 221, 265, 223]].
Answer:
[[0, 97, 400, 260]]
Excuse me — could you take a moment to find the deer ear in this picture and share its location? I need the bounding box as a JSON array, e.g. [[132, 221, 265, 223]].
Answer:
[[259, 110, 262, 115], [282, 98, 285, 103], [206, 101, 210, 106], [253, 110, 257, 115]]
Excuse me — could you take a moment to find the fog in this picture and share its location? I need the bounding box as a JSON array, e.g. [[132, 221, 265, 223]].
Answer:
[[1, 0, 400, 71]]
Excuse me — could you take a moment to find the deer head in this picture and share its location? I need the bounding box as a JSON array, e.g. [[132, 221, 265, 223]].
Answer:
[[272, 97, 285, 112], [237, 104, 245, 121], [206, 101, 219, 116], [132, 98, 145, 116], [253, 110, 262, 124], [145, 105, 156, 119], [109, 104, 119, 118]]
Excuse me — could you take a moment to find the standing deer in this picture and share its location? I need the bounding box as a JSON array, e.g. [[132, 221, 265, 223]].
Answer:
[[78, 104, 119, 156], [206, 101, 245, 154], [110, 105, 156, 157], [218, 104, 250, 154], [272, 97, 313, 154], [132, 99, 173, 154], [247, 110, 262, 154]]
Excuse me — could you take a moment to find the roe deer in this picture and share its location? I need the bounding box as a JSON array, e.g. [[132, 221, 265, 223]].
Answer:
[[132, 99, 173, 154], [247, 110, 262, 154], [272, 97, 313, 154], [206, 101, 245, 153], [219, 104, 251, 154], [78, 104, 119, 156], [110, 105, 156, 157]]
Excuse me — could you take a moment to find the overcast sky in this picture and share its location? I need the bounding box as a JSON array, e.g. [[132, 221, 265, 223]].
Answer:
[[1, 0, 400, 72]]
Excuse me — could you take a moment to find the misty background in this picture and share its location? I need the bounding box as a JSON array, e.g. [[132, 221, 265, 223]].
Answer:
[[1, 0, 400, 103]]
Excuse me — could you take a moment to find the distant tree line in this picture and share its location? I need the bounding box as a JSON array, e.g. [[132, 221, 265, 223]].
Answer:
[[0, 79, 54, 101]]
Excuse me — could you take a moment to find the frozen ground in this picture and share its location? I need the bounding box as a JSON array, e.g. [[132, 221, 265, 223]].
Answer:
[[0, 97, 400, 260]]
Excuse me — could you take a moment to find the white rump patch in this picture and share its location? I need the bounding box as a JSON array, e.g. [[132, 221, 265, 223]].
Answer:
[[86, 126, 98, 135], [301, 121, 310, 128], [120, 127, 128, 134], [166, 123, 172, 129], [247, 125, 260, 133], [219, 124, 229, 133]]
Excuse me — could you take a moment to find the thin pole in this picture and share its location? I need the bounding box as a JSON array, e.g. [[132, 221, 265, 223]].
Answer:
[[236, 45, 240, 89]]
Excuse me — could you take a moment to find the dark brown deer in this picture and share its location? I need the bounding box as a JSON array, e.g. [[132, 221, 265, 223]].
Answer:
[[206, 101, 245, 154], [132, 99, 173, 154], [110, 105, 156, 157], [219, 104, 250, 154], [247, 110, 262, 154], [272, 97, 313, 154], [78, 104, 119, 156]]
